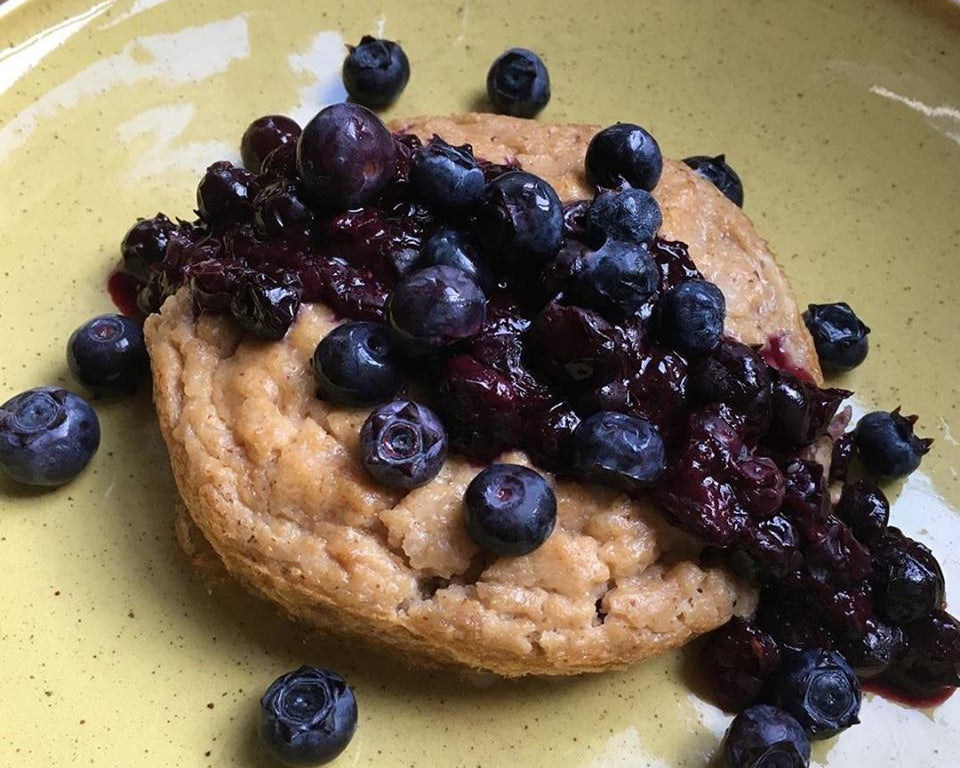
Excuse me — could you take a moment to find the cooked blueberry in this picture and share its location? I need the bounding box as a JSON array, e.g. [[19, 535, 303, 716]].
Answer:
[[0, 387, 100, 486], [802, 302, 870, 372], [342, 36, 410, 109], [562, 199, 591, 240], [682, 154, 744, 207], [777, 649, 861, 739], [259, 666, 357, 767], [196, 161, 260, 223], [573, 411, 666, 489], [768, 372, 850, 450], [67, 314, 148, 395], [654, 280, 725, 356], [528, 302, 620, 387], [360, 400, 447, 490], [721, 705, 811, 768], [420, 229, 495, 293], [841, 619, 905, 679], [254, 181, 314, 241], [296, 103, 397, 209], [585, 188, 662, 248], [568, 240, 659, 320], [260, 142, 299, 183], [884, 610, 960, 697], [854, 409, 932, 478], [701, 618, 782, 712], [485, 48, 550, 118], [410, 137, 485, 213], [187, 259, 249, 313], [386, 265, 486, 350], [121, 213, 176, 282], [313, 322, 406, 406], [872, 531, 946, 624], [522, 403, 580, 473], [689, 338, 772, 433], [230, 271, 303, 340], [241, 115, 301, 174], [585, 123, 663, 191], [463, 464, 557, 555], [834, 480, 889, 544]]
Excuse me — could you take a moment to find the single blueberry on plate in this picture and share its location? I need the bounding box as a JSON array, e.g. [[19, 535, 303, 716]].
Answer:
[[463, 463, 557, 556], [721, 705, 811, 768], [568, 240, 659, 319], [854, 409, 931, 478], [486, 48, 551, 118], [410, 137, 485, 213], [313, 322, 406, 406], [67, 314, 149, 395], [241, 115, 301, 174], [360, 400, 447, 490], [585, 123, 663, 191], [654, 279, 726, 356], [0, 387, 100, 486], [585, 188, 662, 248], [872, 531, 946, 624], [121, 213, 177, 282], [802, 302, 870, 372], [573, 411, 666, 489], [776, 649, 861, 739], [196, 161, 260, 223], [419, 229, 496, 293], [259, 666, 357, 767], [230, 271, 303, 341], [682, 154, 744, 207], [342, 36, 410, 109]]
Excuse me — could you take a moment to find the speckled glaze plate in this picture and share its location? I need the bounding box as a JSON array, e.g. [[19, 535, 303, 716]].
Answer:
[[2, 0, 959, 765]]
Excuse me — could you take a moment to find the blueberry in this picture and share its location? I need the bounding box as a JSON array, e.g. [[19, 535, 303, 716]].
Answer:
[[342, 36, 410, 109], [121, 213, 176, 282], [313, 322, 406, 406], [258, 666, 357, 767], [833, 479, 889, 544], [573, 411, 666, 489], [802, 302, 870, 372], [485, 48, 550, 118], [654, 280, 726, 356], [196, 161, 260, 223], [254, 181, 315, 241], [854, 409, 931, 478], [360, 400, 447, 490], [386, 265, 487, 350], [841, 619, 905, 679], [475, 171, 564, 274], [0, 387, 100, 486], [419, 229, 495, 294], [585, 123, 663, 191], [67, 315, 149, 395], [241, 115, 301, 174], [230, 271, 303, 341], [187, 259, 249, 314], [682, 154, 744, 207], [410, 137, 485, 213], [296, 103, 397, 209], [701, 618, 782, 712], [776, 649, 861, 739], [568, 240, 659, 320], [872, 531, 946, 624], [884, 609, 960, 697], [463, 464, 557, 556], [585, 188, 662, 248], [721, 705, 811, 768], [689, 339, 772, 433]]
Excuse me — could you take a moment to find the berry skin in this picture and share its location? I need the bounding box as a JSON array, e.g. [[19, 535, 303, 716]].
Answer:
[[410, 137, 486, 213], [568, 240, 659, 320], [463, 464, 557, 556], [701, 618, 782, 712], [884, 609, 960, 697], [841, 619, 905, 679], [0, 387, 100, 486], [241, 115, 301, 174], [854, 409, 932, 478], [419, 229, 496, 294], [313, 322, 406, 406], [776, 649, 861, 740], [196, 161, 260, 223], [872, 530, 946, 624], [721, 705, 811, 768], [67, 314, 149, 395], [654, 279, 726, 356], [585, 123, 663, 191], [230, 271, 303, 341], [342, 36, 410, 109], [585, 188, 662, 248], [802, 302, 870, 372], [573, 411, 666, 489], [360, 400, 447, 490], [253, 181, 315, 241], [258, 666, 358, 767], [486, 48, 551, 118], [121, 213, 176, 282], [689, 339, 772, 433], [833, 479, 889, 544], [682, 154, 744, 207]]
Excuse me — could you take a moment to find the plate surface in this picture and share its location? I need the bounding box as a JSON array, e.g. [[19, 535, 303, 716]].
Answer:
[[1, 0, 959, 765]]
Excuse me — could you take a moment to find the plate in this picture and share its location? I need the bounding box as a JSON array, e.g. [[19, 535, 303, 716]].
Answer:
[[1, 0, 959, 765]]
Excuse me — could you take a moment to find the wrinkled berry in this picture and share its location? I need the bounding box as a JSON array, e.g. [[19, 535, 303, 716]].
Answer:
[[254, 181, 314, 241], [654, 280, 725, 356], [486, 48, 550, 118], [884, 610, 960, 697], [585, 188, 662, 248], [842, 619, 905, 679], [872, 530, 946, 624], [196, 161, 259, 223], [342, 36, 410, 108], [360, 400, 447, 490], [67, 315, 148, 395], [689, 339, 772, 433], [230, 271, 303, 340], [121, 213, 177, 282], [701, 618, 782, 712], [834, 480, 889, 544], [410, 137, 485, 213], [568, 240, 659, 320]]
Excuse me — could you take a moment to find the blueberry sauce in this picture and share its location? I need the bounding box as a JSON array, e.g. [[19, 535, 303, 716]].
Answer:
[[107, 271, 144, 320], [761, 333, 815, 384]]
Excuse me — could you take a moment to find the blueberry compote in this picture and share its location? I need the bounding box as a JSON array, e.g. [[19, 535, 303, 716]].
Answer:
[[113, 106, 953, 722]]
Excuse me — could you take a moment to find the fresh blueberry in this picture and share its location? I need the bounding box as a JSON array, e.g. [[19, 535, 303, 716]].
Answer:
[[585, 123, 663, 191], [419, 229, 495, 294], [721, 705, 811, 768], [776, 649, 861, 739], [296, 103, 397, 209], [67, 314, 149, 395], [802, 302, 870, 372], [0, 387, 100, 486], [872, 531, 946, 624], [121, 213, 177, 282], [585, 188, 662, 248], [568, 240, 659, 320], [853, 409, 931, 478], [342, 36, 410, 109], [410, 137, 485, 213], [241, 115, 302, 174], [485, 48, 550, 118], [463, 464, 557, 556], [654, 280, 726, 356], [386, 265, 487, 350], [196, 161, 260, 223], [258, 666, 357, 767], [683, 154, 744, 207], [313, 322, 406, 406], [360, 400, 447, 490], [573, 411, 666, 489], [834, 479, 889, 544], [230, 271, 303, 341]]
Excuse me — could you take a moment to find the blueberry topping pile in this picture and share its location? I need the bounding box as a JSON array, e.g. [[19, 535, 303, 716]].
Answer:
[[67, 314, 149, 395], [342, 36, 410, 109], [486, 48, 551, 118]]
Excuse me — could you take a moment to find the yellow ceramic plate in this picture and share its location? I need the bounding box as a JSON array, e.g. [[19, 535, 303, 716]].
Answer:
[[2, 0, 959, 765]]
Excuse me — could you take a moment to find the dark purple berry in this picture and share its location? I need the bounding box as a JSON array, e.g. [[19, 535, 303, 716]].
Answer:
[[485, 48, 550, 118], [585, 123, 663, 191], [67, 314, 148, 395], [682, 154, 743, 207], [196, 161, 260, 223], [689, 338, 772, 433], [568, 240, 659, 320], [253, 181, 314, 241], [803, 302, 870, 372], [872, 531, 946, 624], [187, 259, 248, 313], [121, 213, 177, 282], [260, 142, 298, 183], [701, 618, 782, 712], [573, 411, 666, 489], [854, 409, 932, 478], [522, 403, 580, 472], [884, 610, 960, 697], [654, 279, 725, 356], [230, 271, 303, 340], [721, 705, 811, 768], [528, 302, 620, 387], [410, 137, 485, 212], [342, 36, 410, 109], [768, 372, 850, 450], [585, 188, 662, 248], [360, 400, 447, 490], [313, 322, 406, 406], [841, 619, 905, 679], [776, 649, 861, 739], [419, 229, 495, 294], [834, 480, 889, 544], [241, 115, 301, 174]]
